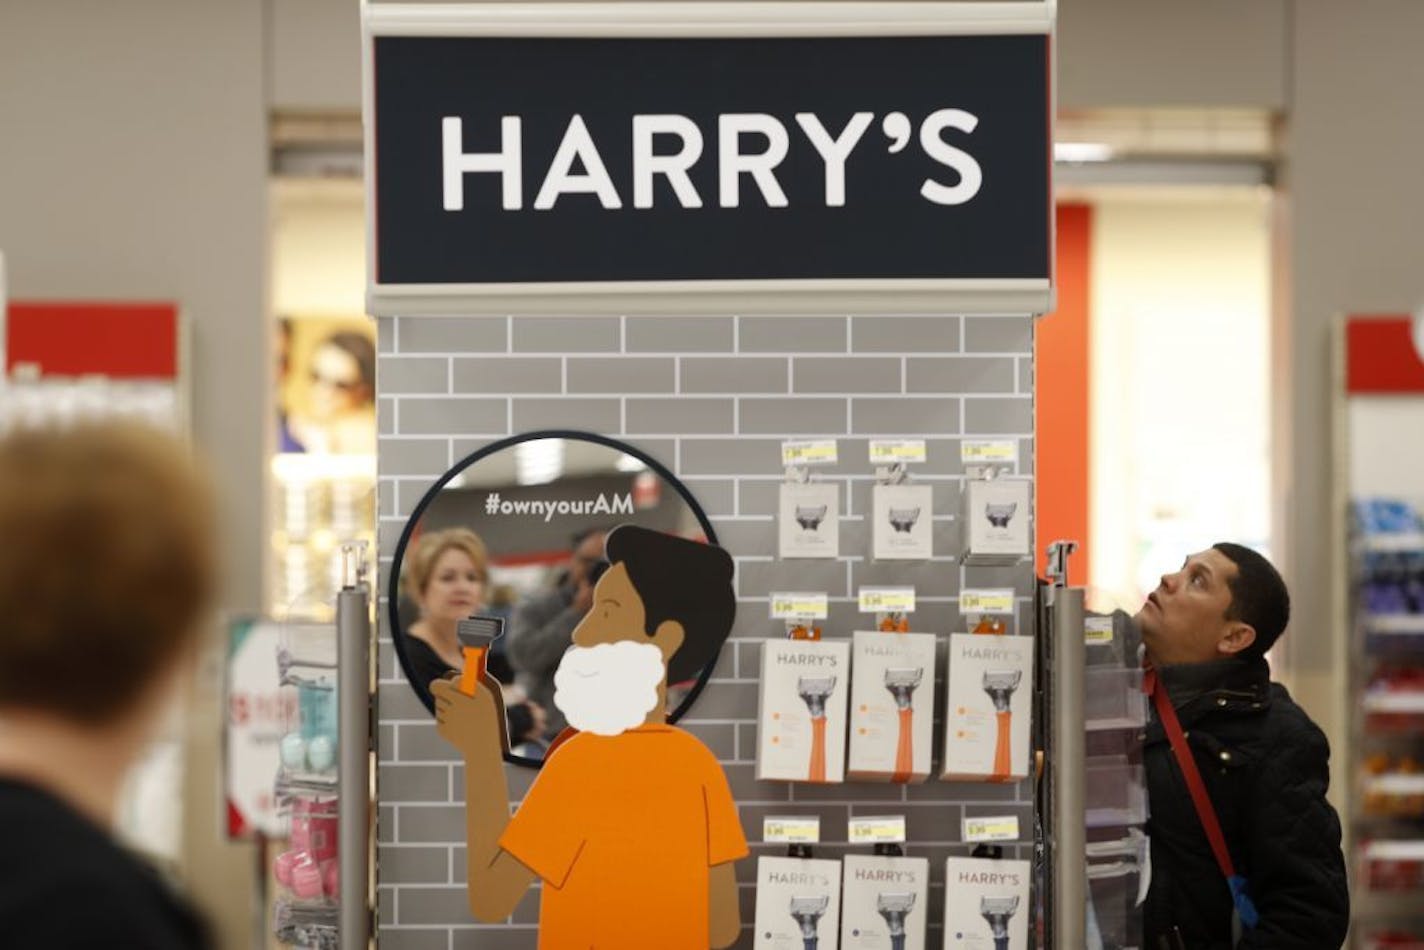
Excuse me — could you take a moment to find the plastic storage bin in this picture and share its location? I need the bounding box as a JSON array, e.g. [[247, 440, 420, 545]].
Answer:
[[1086, 860, 1144, 950], [1086, 757, 1149, 828], [1084, 668, 1148, 732]]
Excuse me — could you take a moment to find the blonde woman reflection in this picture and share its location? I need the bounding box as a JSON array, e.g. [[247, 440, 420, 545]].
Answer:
[[402, 528, 491, 705], [400, 529, 527, 719]]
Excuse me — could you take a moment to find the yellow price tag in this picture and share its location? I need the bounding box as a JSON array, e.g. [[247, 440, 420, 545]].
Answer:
[[770, 593, 829, 620], [869, 439, 927, 465], [963, 815, 1020, 842], [961, 440, 1018, 464], [858, 587, 916, 613], [848, 816, 907, 844], [782, 440, 839, 467], [1085, 616, 1114, 645], [763, 817, 821, 844], [958, 589, 1015, 615]]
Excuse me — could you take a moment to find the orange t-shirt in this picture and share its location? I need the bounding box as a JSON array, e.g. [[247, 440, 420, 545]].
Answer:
[[498, 723, 749, 950]]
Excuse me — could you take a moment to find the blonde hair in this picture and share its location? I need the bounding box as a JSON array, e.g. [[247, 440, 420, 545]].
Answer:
[[401, 527, 489, 603], [0, 422, 217, 723]]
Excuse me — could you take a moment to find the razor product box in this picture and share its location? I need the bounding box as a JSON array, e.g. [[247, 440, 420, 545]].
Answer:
[[942, 857, 1031, 950], [962, 478, 1030, 566], [872, 483, 933, 560], [755, 856, 843, 950], [780, 481, 841, 559], [942, 634, 1033, 782], [847, 631, 937, 783], [840, 855, 929, 950], [758, 639, 850, 783]]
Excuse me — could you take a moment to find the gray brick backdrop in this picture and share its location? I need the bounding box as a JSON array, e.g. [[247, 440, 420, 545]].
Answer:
[[376, 314, 1036, 950]]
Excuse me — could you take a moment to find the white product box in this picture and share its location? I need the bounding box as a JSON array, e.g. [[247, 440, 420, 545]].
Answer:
[[840, 855, 930, 950], [962, 478, 1030, 565], [755, 856, 843, 950], [872, 483, 934, 560], [758, 639, 851, 783], [781, 481, 841, 559], [942, 634, 1033, 782], [942, 857, 1031, 950], [847, 631, 937, 783]]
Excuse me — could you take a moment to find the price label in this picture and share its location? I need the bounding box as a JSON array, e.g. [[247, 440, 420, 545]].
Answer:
[[858, 587, 916, 613], [848, 816, 907, 844], [771, 593, 829, 620], [782, 439, 839, 467], [961, 440, 1019, 465], [958, 589, 1016, 615], [869, 439, 927, 465], [763, 816, 821, 844], [1085, 616, 1114, 645], [963, 815, 1021, 843]]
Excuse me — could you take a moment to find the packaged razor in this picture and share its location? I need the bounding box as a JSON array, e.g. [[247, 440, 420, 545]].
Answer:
[[847, 630, 937, 783], [962, 476, 1030, 567], [871, 473, 933, 561], [779, 440, 840, 559], [755, 855, 843, 950], [942, 634, 1034, 782], [781, 481, 841, 559], [942, 857, 1031, 950], [757, 638, 850, 783], [840, 854, 929, 950]]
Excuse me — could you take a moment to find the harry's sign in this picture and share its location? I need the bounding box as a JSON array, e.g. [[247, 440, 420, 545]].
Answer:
[[364, 4, 1054, 313]]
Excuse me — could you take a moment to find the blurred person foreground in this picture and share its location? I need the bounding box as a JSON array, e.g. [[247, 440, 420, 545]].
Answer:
[[0, 422, 217, 948]]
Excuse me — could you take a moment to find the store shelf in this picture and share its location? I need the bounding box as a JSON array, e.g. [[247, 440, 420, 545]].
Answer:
[[272, 452, 377, 482], [1366, 616, 1424, 636], [274, 898, 338, 950], [1364, 840, 1424, 861], [1360, 937, 1424, 950], [1366, 693, 1424, 714], [1367, 774, 1424, 796], [1355, 889, 1424, 922], [1361, 534, 1424, 554]]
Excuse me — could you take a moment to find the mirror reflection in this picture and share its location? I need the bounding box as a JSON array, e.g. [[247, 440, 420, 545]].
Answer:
[[392, 433, 717, 765]]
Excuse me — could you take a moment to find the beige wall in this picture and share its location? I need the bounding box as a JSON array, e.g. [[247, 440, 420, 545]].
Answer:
[[0, 2, 268, 948], [1276, 0, 1424, 789], [1058, 0, 1289, 109]]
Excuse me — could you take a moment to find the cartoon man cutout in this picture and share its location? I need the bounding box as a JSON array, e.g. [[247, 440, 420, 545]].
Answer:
[[432, 524, 749, 949]]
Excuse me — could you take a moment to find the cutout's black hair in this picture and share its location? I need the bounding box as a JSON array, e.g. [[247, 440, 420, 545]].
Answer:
[[605, 524, 736, 685], [1212, 542, 1291, 658]]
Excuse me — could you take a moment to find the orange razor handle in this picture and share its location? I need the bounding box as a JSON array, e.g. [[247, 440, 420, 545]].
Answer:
[[458, 646, 488, 696], [992, 711, 1013, 781], [892, 707, 915, 783], [809, 717, 828, 783]]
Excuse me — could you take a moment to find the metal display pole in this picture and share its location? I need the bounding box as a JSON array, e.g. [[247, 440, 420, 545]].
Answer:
[[1050, 584, 1086, 950], [337, 543, 372, 950]]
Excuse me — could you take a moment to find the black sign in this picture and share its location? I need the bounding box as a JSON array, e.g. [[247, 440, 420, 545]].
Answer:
[[372, 34, 1050, 286]]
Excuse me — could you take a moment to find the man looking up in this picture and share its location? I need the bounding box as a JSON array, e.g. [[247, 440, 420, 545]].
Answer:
[[508, 527, 606, 737], [433, 525, 747, 949], [1135, 543, 1348, 949]]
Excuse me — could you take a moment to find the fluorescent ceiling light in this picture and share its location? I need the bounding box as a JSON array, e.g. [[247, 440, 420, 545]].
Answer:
[[1054, 142, 1115, 163], [516, 438, 564, 486]]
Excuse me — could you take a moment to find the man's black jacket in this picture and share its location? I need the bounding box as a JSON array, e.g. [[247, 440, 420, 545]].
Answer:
[[1142, 656, 1349, 949]]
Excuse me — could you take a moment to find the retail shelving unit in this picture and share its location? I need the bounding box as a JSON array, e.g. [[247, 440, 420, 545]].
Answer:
[[1, 299, 190, 874], [1337, 316, 1424, 949], [1037, 544, 1148, 950]]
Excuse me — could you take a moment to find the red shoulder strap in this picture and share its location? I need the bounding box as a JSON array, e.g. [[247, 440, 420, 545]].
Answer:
[[1144, 666, 1237, 881]]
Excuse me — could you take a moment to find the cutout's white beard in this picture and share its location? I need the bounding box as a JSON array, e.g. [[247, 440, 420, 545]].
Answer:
[[552, 640, 665, 736]]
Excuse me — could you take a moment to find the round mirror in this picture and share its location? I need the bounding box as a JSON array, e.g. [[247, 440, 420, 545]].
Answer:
[[389, 431, 721, 767]]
